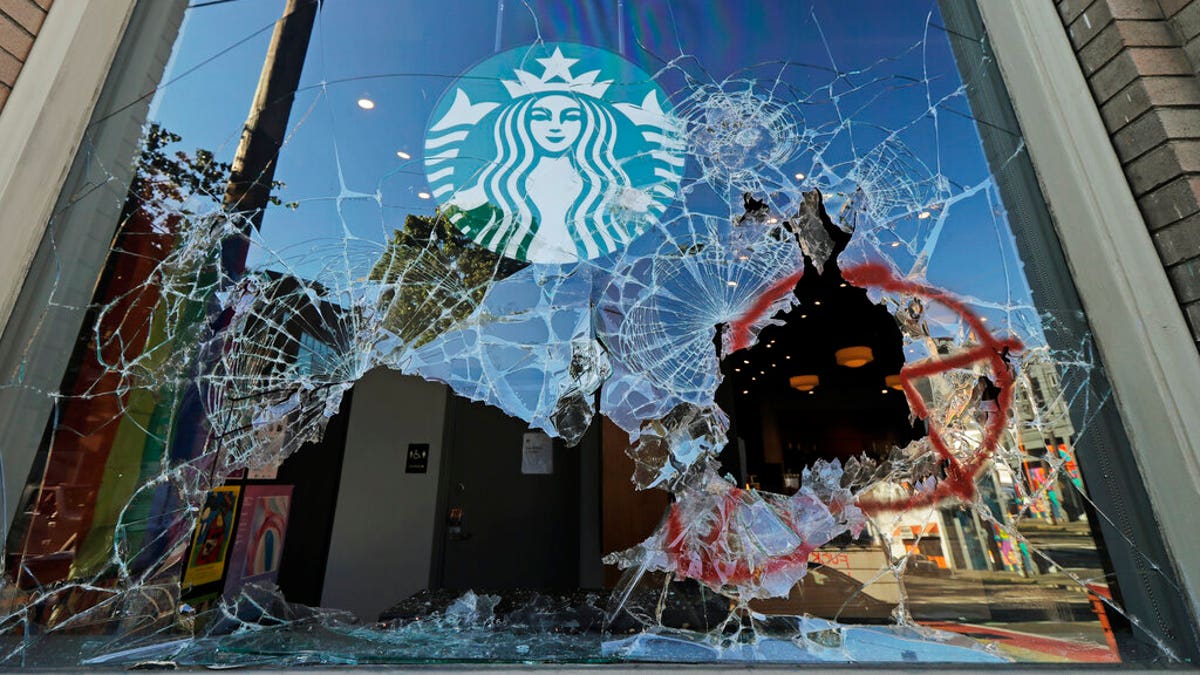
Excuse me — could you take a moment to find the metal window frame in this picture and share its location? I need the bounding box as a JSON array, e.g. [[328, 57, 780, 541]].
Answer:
[[0, 0, 186, 540], [0, 0, 138, 341], [976, 0, 1200, 651]]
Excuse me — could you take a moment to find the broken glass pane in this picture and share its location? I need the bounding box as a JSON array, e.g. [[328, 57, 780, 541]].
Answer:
[[0, 0, 1192, 667]]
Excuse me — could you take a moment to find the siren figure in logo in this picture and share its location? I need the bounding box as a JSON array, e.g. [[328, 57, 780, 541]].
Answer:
[[425, 45, 684, 264]]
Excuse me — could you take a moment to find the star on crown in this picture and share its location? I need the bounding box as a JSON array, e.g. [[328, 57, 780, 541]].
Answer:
[[502, 47, 612, 99]]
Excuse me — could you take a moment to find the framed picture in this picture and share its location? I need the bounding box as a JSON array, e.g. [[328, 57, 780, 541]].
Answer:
[[182, 486, 242, 588], [224, 485, 293, 595]]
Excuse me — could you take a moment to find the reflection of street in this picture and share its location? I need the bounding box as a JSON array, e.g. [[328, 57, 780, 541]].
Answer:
[[920, 621, 1116, 663], [1017, 519, 1106, 572], [905, 519, 1118, 663], [754, 520, 1118, 663]]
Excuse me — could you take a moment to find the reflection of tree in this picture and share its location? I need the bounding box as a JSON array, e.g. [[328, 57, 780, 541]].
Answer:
[[134, 123, 292, 219], [368, 212, 526, 348]]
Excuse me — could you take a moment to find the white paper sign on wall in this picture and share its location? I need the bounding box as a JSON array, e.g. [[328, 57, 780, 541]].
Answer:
[[521, 432, 554, 475]]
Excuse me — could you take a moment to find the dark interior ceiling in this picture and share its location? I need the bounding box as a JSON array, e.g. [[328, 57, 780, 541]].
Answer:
[[717, 202, 924, 492]]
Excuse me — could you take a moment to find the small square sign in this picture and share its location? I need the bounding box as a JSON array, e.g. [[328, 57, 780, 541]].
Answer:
[[405, 443, 429, 473]]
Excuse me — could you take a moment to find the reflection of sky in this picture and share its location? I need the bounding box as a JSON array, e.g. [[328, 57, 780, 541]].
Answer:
[[148, 0, 1034, 334]]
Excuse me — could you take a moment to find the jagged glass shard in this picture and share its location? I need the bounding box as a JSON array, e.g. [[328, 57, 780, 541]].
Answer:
[[597, 216, 803, 437], [606, 461, 865, 601], [790, 190, 835, 273], [625, 404, 729, 489], [402, 264, 602, 440]]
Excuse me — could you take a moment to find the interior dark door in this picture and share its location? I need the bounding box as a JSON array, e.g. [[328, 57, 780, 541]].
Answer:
[[436, 394, 595, 591]]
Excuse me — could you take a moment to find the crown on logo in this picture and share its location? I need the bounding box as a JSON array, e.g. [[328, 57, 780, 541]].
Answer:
[[501, 47, 612, 99]]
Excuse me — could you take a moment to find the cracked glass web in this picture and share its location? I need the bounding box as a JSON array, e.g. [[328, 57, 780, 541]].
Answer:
[[0, 0, 1190, 667]]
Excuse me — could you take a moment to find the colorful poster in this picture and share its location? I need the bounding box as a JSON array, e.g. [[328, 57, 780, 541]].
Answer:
[[182, 486, 241, 587], [224, 485, 293, 595]]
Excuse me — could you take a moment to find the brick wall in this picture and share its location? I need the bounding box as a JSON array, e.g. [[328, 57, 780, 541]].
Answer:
[[1057, 0, 1200, 341], [0, 0, 52, 113]]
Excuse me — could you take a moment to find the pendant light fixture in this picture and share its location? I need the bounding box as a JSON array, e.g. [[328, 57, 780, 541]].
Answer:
[[835, 346, 874, 368], [789, 375, 819, 392]]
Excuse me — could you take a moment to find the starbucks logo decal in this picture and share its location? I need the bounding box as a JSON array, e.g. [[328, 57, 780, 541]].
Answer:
[[425, 43, 684, 264]]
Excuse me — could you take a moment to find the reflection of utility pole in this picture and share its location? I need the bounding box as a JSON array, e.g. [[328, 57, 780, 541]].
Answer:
[[141, 1, 319, 579], [221, 0, 319, 279]]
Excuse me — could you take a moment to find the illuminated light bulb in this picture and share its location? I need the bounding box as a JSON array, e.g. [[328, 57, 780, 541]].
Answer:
[[785, 355, 791, 359], [918, 211, 931, 219], [726, 280, 738, 287], [751, 376, 757, 381], [734, 367, 741, 372], [881, 389, 889, 394], [814, 300, 821, 306], [807, 390, 815, 395], [891, 241, 902, 248], [396, 150, 411, 160], [800, 314, 807, 319], [839, 283, 847, 288], [357, 98, 376, 110], [767, 217, 779, 224], [417, 191, 432, 199], [795, 172, 805, 180]]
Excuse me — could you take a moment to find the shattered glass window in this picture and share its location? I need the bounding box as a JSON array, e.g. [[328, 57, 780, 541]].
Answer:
[[0, 0, 1194, 667]]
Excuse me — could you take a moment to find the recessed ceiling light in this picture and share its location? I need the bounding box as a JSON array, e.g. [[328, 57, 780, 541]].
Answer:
[[795, 172, 805, 180], [357, 98, 376, 110], [396, 150, 411, 160], [417, 191, 431, 199]]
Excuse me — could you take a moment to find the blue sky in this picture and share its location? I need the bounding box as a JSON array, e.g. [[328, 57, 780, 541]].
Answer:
[[147, 0, 1035, 338]]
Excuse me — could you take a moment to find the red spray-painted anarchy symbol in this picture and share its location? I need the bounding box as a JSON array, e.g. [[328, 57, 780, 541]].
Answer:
[[658, 262, 1024, 590], [841, 262, 1024, 514]]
